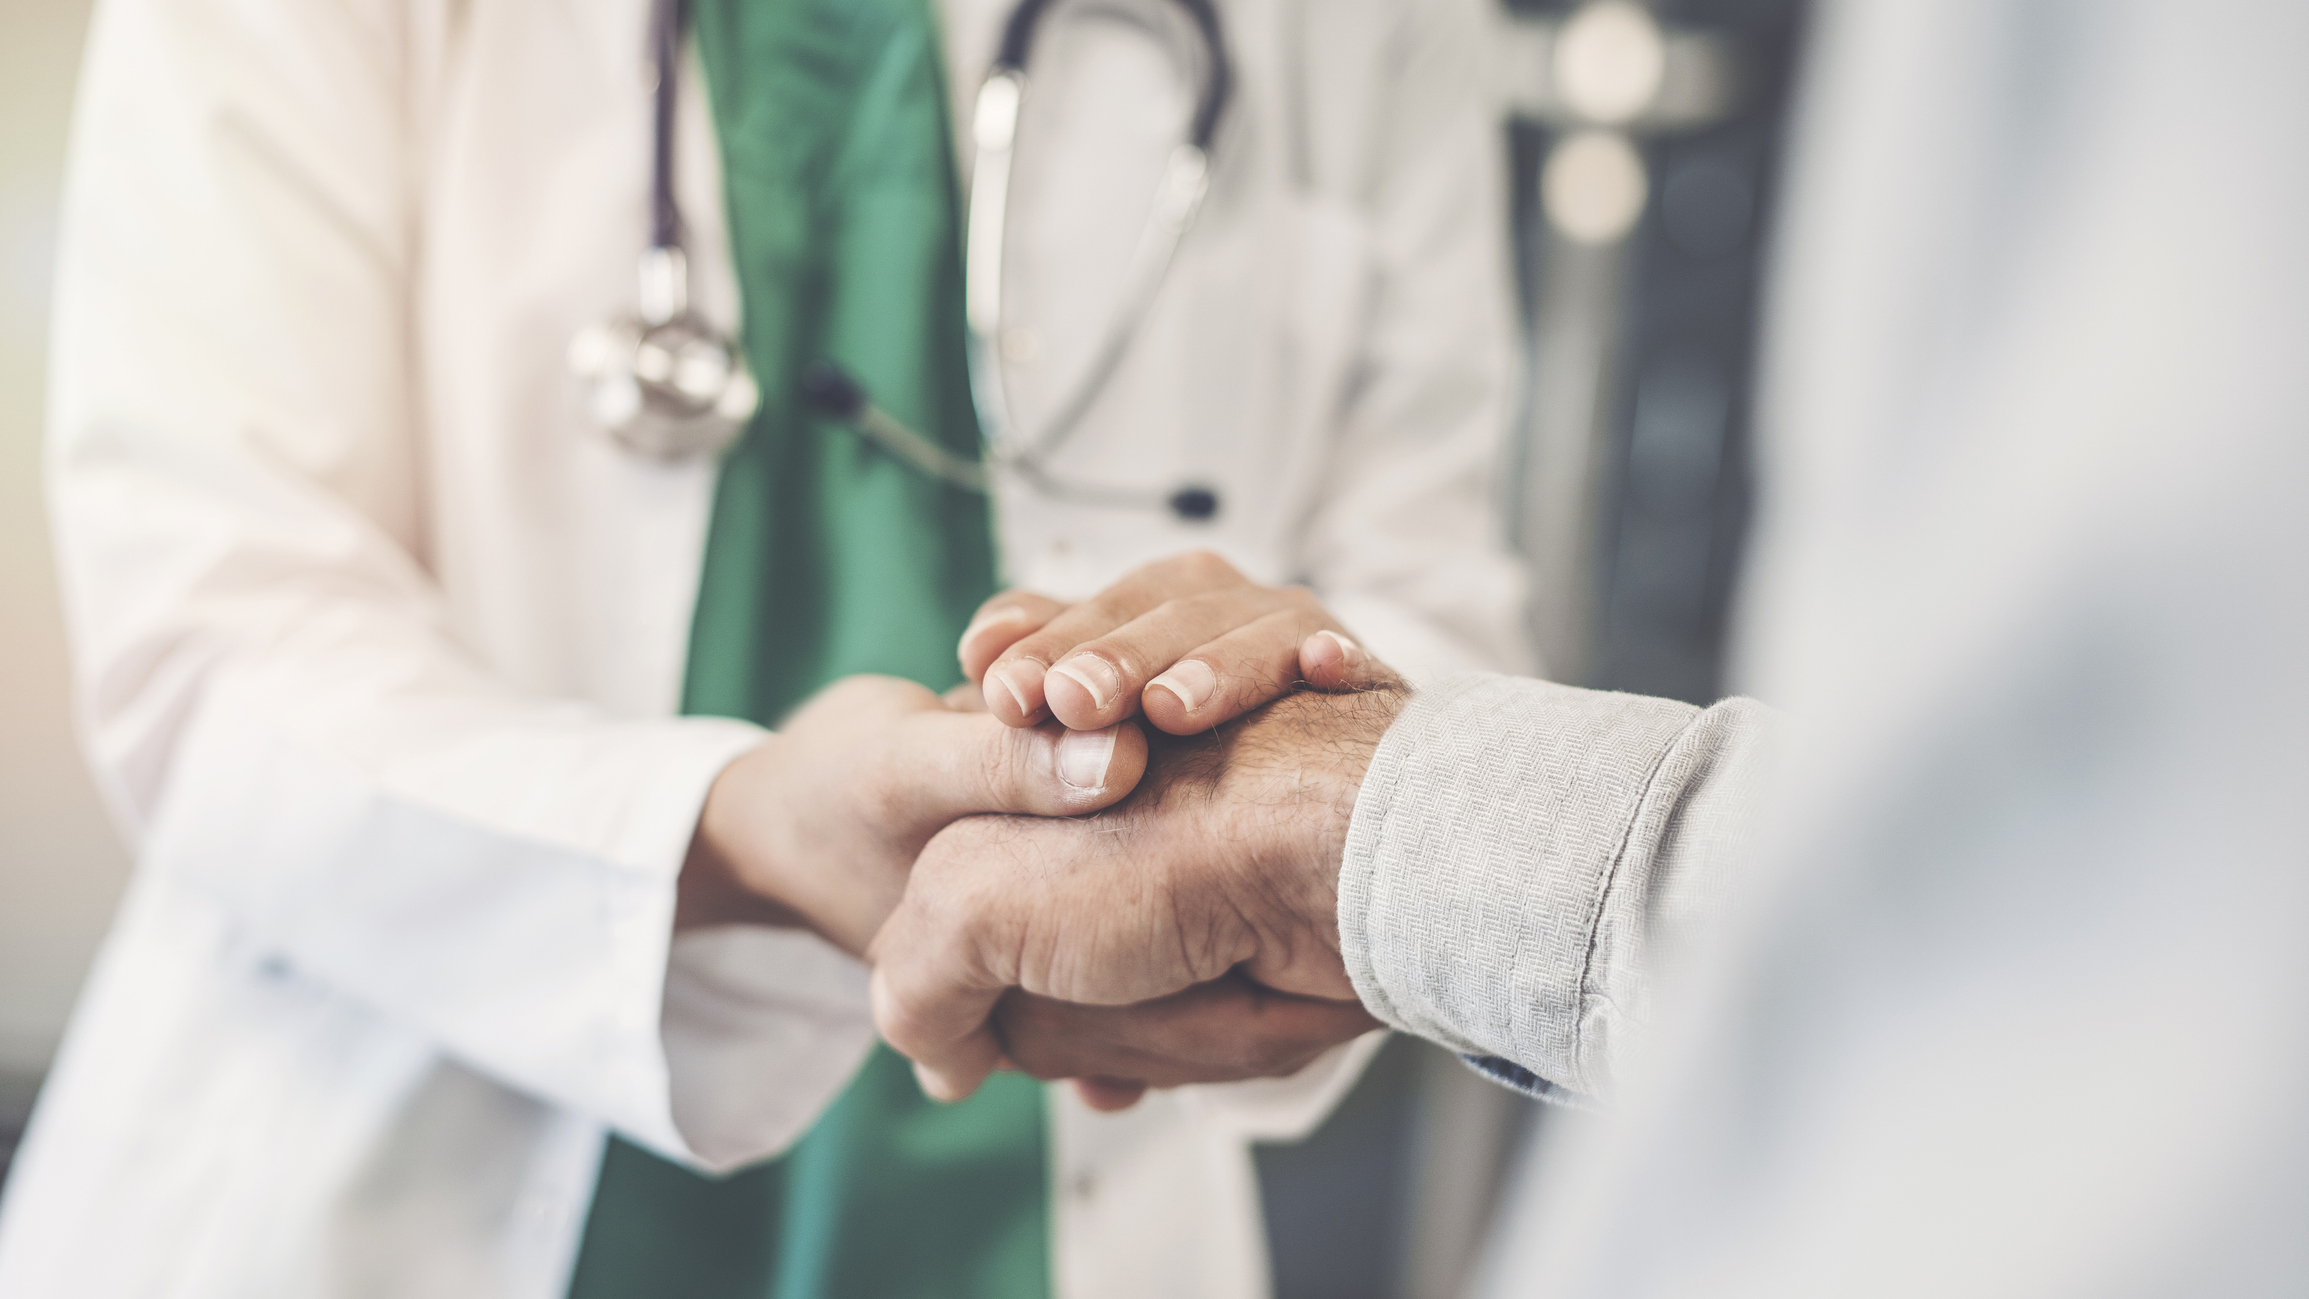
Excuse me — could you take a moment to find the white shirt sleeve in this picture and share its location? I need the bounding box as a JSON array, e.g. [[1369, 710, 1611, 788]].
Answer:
[[1338, 673, 1773, 1099], [48, 0, 868, 1170]]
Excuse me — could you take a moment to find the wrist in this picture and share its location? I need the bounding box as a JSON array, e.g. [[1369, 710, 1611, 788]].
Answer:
[[678, 742, 806, 932], [1210, 685, 1407, 994]]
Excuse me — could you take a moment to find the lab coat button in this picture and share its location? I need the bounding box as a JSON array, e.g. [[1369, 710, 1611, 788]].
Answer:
[[1069, 1171, 1096, 1202], [1002, 328, 1042, 364]]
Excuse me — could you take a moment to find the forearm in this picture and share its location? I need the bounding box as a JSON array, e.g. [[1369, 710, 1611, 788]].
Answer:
[[1336, 673, 1773, 1099]]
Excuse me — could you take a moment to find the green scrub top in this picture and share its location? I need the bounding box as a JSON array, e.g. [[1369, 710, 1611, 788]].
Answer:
[[564, 0, 1050, 1294]]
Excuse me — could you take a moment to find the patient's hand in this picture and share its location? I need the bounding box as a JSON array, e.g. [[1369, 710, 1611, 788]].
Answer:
[[992, 975, 1379, 1112], [870, 684, 1407, 1102], [959, 551, 1388, 735]]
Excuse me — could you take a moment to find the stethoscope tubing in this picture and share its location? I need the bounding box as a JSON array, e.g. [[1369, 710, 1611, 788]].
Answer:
[[862, 0, 1232, 518], [611, 0, 1231, 519]]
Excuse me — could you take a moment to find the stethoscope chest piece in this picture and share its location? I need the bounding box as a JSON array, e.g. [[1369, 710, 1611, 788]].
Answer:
[[572, 248, 759, 460]]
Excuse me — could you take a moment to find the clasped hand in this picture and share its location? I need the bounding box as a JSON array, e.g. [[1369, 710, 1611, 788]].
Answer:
[[685, 551, 1402, 1110]]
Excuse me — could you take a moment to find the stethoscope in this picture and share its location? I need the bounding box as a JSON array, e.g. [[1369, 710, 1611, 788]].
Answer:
[[568, 0, 761, 460], [573, 0, 1231, 523]]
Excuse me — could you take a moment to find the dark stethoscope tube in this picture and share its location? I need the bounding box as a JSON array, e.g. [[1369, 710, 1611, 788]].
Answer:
[[803, 0, 1231, 523], [995, 0, 1231, 150], [649, 0, 688, 253], [571, 0, 761, 460]]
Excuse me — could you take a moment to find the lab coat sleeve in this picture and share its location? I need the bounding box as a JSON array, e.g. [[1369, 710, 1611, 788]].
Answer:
[[1337, 673, 1772, 1099], [1297, 0, 1533, 686], [46, 0, 869, 1172]]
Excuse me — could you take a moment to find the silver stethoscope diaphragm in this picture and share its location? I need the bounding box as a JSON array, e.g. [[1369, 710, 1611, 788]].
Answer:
[[571, 246, 760, 460], [572, 0, 758, 461]]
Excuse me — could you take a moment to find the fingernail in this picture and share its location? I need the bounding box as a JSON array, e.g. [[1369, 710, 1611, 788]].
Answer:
[[989, 660, 1041, 720], [1051, 654, 1122, 711], [1316, 630, 1364, 665], [914, 1061, 962, 1103], [1149, 659, 1217, 713], [1056, 726, 1118, 792]]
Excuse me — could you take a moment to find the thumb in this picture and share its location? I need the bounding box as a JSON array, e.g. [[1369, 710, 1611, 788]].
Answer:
[[902, 712, 1148, 821]]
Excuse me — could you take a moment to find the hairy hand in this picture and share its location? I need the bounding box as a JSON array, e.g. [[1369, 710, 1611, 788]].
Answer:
[[868, 681, 1407, 1101]]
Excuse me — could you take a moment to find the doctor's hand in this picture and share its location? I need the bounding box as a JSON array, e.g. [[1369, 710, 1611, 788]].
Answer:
[[960, 551, 1391, 736], [868, 682, 1406, 1103], [677, 675, 1147, 956]]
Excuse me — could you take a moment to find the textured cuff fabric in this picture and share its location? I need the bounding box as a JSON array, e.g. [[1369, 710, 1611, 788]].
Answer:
[[1338, 673, 1723, 1096]]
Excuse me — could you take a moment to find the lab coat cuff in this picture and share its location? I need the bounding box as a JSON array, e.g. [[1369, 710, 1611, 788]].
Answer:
[[657, 925, 878, 1172], [571, 717, 774, 1162]]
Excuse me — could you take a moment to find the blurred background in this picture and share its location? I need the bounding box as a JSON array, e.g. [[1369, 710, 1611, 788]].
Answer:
[[0, 0, 1798, 1292]]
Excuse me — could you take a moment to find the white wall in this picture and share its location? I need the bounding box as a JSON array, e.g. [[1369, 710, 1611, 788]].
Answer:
[[0, 0, 123, 1109]]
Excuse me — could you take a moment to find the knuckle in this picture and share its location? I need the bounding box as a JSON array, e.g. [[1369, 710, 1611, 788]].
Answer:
[[1079, 591, 1138, 628], [879, 1005, 938, 1059], [823, 673, 897, 711], [1079, 636, 1146, 684], [981, 591, 1055, 622], [1175, 549, 1239, 587], [1011, 628, 1070, 667], [871, 978, 930, 1052]]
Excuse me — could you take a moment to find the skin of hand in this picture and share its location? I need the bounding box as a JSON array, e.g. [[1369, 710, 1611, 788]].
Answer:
[[676, 675, 1148, 956], [867, 680, 1408, 1102], [991, 975, 1381, 1112], [958, 550, 1380, 736]]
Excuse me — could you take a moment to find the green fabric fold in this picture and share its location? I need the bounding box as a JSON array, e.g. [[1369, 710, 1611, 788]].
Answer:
[[566, 1, 1049, 1294]]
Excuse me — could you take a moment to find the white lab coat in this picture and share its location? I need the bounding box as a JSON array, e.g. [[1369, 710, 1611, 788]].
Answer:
[[0, 0, 1523, 1295]]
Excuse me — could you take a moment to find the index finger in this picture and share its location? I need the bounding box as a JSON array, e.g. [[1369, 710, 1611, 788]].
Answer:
[[979, 552, 1252, 727], [959, 592, 1066, 683]]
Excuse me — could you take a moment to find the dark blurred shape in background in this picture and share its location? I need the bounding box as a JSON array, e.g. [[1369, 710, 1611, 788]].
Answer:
[[1505, 0, 1804, 705]]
